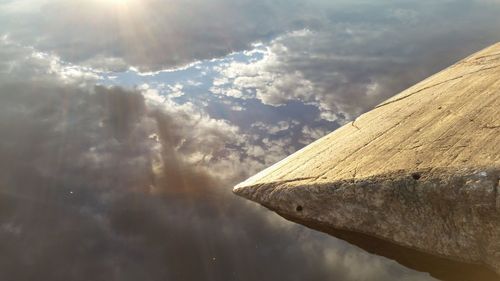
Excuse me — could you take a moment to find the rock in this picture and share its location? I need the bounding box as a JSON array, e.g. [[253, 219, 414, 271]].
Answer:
[[234, 42, 500, 278]]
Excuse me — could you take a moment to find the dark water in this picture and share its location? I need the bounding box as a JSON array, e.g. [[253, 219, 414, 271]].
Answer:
[[282, 214, 500, 281], [0, 84, 497, 281], [0, 0, 499, 280]]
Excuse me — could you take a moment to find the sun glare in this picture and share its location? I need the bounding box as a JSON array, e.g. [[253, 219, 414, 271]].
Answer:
[[107, 0, 130, 5]]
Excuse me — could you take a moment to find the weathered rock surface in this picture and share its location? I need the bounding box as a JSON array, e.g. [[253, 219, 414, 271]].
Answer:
[[234, 42, 500, 278]]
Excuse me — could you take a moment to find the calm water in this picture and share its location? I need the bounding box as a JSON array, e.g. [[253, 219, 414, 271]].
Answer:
[[0, 0, 499, 280]]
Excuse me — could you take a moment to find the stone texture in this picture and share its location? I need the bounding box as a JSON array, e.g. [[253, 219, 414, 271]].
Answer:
[[234, 43, 500, 276]]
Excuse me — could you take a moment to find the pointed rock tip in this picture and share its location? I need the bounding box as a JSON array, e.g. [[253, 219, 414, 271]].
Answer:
[[232, 42, 500, 276]]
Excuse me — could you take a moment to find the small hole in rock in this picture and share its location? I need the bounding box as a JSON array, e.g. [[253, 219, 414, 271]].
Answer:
[[296, 205, 303, 212], [412, 173, 421, 180]]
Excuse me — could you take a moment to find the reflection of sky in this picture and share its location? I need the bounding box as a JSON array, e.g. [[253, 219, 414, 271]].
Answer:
[[100, 43, 338, 150], [1, 0, 500, 280]]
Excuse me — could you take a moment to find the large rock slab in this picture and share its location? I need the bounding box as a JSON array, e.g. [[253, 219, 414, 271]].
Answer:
[[234, 42, 500, 278]]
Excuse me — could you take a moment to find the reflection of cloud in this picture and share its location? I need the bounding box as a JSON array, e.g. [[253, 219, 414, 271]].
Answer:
[[213, 29, 398, 121], [207, 1, 500, 121], [2, 0, 499, 75], [3, 0, 500, 279], [251, 120, 299, 135], [0, 44, 435, 281], [0, 37, 100, 85], [299, 125, 330, 145], [0, 0, 327, 71]]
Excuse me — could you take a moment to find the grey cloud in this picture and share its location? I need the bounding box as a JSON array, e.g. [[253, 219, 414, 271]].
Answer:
[[7, 0, 493, 278], [0, 36, 101, 85], [0, 0, 328, 71], [2, 0, 500, 76], [0, 81, 295, 280], [213, 1, 500, 121], [0, 83, 433, 281], [0, 44, 434, 280]]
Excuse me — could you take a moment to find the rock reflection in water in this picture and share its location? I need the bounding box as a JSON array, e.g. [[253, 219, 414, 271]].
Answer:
[[281, 213, 500, 281]]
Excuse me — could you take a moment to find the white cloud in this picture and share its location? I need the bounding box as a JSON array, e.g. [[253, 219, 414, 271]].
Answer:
[[0, 0, 329, 71], [251, 120, 297, 135], [299, 125, 330, 145], [0, 37, 101, 85]]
